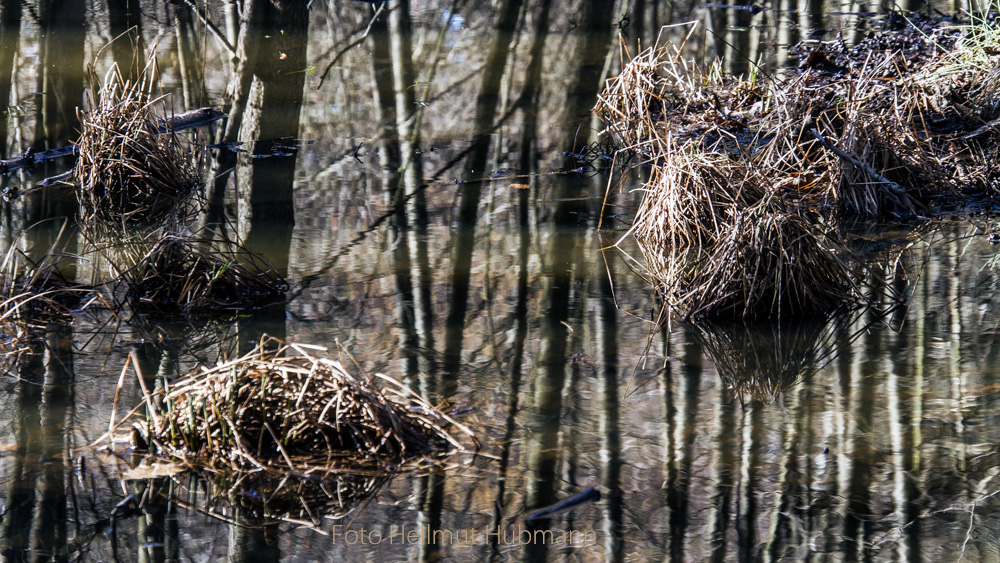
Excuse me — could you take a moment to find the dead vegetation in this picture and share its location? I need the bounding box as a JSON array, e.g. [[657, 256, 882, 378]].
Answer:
[[0, 229, 84, 326], [597, 15, 1000, 322], [641, 196, 860, 321], [0, 223, 93, 369], [74, 60, 200, 226], [120, 337, 478, 471]]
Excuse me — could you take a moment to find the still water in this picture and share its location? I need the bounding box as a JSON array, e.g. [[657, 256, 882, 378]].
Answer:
[[1, 0, 999, 561]]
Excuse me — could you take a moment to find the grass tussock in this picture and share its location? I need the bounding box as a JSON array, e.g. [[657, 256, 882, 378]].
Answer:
[[0, 223, 94, 369], [75, 59, 199, 225], [124, 337, 477, 471], [0, 222, 90, 327], [598, 15, 1000, 322], [642, 197, 859, 321]]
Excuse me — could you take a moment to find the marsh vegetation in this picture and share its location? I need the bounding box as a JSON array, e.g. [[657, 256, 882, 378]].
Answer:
[[2, 1, 1000, 562]]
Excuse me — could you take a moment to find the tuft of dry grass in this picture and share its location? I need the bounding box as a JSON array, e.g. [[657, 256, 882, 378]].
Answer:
[[74, 59, 199, 226], [631, 144, 768, 249], [120, 336, 478, 471], [640, 196, 860, 321], [597, 18, 1000, 323], [0, 222, 95, 370], [0, 222, 90, 326]]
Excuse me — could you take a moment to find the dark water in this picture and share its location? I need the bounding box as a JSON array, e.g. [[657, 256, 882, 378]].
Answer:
[[1, 0, 1000, 561]]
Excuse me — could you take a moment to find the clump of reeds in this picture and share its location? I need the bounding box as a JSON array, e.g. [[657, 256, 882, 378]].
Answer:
[[125, 337, 477, 470], [0, 221, 90, 328], [631, 144, 768, 248], [641, 197, 860, 321], [595, 36, 753, 160], [118, 233, 285, 316], [0, 223, 94, 369], [74, 60, 199, 225], [596, 18, 1000, 323]]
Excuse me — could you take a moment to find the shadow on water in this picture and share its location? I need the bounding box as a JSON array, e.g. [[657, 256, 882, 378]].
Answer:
[[4, 0, 1000, 561]]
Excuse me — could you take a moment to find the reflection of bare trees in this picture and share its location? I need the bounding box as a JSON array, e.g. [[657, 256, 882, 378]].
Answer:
[[597, 252, 624, 562], [10, 2, 1000, 561], [107, 0, 146, 80], [0, 1, 22, 158], [443, 0, 524, 393], [0, 326, 73, 561], [35, 0, 85, 148]]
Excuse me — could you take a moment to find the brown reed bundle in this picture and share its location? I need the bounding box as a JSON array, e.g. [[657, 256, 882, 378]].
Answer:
[[121, 233, 285, 316], [597, 20, 1000, 323], [0, 223, 94, 370], [0, 221, 90, 328], [75, 60, 199, 225], [598, 18, 1000, 227], [594, 35, 741, 157], [126, 337, 477, 470], [641, 197, 860, 321], [631, 142, 768, 248]]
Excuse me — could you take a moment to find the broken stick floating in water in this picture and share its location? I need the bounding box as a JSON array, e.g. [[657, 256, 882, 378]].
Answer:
[[526, 487, 601, 521]]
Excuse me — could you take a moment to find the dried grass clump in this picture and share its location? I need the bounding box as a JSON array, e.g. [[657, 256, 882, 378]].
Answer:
[[121, 234, 285, 316], [598, 18, 998, 225], [598, 18, 1000, 322], [75, 61, 199, 225], [632, 145, 768, 248], [0, 223, 91, 328], [595, 37, 759, 160], [0, 225, 94, 370], [126, 337, 476, 470], [640, 198, 860, 321]]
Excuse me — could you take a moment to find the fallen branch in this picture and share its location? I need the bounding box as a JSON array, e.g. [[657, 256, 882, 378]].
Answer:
[[810, 128, 906, 196], [3, 107, 224, 176]]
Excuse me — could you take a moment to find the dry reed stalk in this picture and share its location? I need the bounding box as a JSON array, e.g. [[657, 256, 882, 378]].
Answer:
[[74, 59, 199, 226], [125, 336, 477, 471]]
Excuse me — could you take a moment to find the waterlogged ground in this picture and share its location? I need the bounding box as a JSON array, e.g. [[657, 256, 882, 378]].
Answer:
[[2, 0, 1000, 561]]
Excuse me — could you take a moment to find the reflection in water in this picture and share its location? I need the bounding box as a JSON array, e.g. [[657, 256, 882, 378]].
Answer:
[[692, 313, 851, 403], [3, 1, 1000, 562]]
